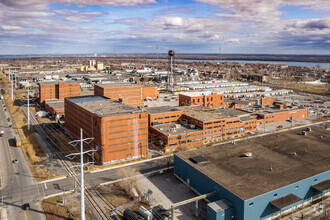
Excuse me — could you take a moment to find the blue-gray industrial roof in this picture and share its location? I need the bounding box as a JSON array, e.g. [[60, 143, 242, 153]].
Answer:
[[69, 96, 107, 103]]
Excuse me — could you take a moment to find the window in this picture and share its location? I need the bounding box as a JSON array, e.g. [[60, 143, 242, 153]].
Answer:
[[211, 97, 213, 101], [249, 202, 254, 207]]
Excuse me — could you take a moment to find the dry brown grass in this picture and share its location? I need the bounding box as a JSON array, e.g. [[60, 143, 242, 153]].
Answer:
[[42, 194, 93, 220], [313, 117, 330, 123], [0, 73, 61, 181], [272, 82, 329, 95]]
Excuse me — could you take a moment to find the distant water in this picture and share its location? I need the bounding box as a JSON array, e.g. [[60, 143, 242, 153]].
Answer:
[[175, 59, 330, 69]]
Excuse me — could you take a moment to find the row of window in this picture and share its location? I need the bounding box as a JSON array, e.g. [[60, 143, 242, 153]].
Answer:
[[154, 115, 179, 120]]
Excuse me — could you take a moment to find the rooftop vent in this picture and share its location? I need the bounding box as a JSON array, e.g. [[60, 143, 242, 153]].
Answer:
[[189, 155, 208, 164]]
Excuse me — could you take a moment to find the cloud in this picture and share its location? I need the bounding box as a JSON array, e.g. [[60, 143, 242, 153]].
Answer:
[[0, 25, 22, 31], [161, 6, 194, 14], [0, 0, 157, 10], [54, 9, 106, 22]]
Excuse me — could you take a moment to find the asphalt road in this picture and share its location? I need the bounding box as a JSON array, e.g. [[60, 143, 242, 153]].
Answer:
[[0, 101, 46, 220]]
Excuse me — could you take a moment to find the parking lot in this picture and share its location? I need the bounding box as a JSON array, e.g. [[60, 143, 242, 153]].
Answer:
[[137, 171, 207, 220]]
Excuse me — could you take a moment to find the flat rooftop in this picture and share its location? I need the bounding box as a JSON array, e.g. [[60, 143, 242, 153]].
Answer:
[[153, 122, 202, 136], [95, 83, 141, 88], [45, 99, 64, 110], [177, 106, 246, 122], [176, 124, 330, 200], [237, 105, 303, 115], [68, 96, 141, 116], [145, 106, 182, 115], [39, 81, 79, 85]]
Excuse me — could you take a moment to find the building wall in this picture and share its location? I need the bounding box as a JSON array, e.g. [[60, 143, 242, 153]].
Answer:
[[94, 84, 144, 107], [174, 155, 245, 220], [39, 84, 57, 106], [179, 93, 225, 109], [244, 170, 329, 219], [260, 97, 275, 106], [39, 82, 80, 106], [44, 104, 64, 116], [65, 98, 148, 163], [143, 87, 158, 99], [148, 110, 183, 126], [101, 112, 148, 162], [257, 108, 309, 126]]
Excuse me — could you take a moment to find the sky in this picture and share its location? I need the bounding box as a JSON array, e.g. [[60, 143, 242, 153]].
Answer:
[[0, 0, 329, 55]]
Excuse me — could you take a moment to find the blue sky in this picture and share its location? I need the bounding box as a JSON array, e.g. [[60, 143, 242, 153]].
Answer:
[[0, 0, 329, 55]]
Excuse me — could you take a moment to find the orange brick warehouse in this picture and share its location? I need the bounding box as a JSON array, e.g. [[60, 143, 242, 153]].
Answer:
[[39, 81, 80, 107], [65, 96, 148, 164], [94, 84, 144, 107]]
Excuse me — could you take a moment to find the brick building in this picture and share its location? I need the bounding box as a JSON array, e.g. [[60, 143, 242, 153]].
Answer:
[[65, 96, 148, 164], [44, 99, 64, 117], [148, 106, 257, 152], [94, 84, 144, 107], [179, 92, 225, 109], [39, 81, 80, 106], [238, 105, 309, 126], [143, 87, 158, 100]]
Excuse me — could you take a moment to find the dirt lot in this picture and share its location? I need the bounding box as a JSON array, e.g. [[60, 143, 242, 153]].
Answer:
[[41, 192, 94, 220]]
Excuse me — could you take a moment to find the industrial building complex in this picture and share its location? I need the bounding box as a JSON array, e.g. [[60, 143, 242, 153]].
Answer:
[[1, 54, 328, 220]]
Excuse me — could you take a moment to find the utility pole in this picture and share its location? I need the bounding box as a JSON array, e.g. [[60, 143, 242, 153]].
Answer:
[[27, 87, 30, 130], [66, 128, 95, 220], [9, 68, 13, 101]]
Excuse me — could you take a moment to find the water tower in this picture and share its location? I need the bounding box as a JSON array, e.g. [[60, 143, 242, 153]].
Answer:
[[168, 50, 175, 89]]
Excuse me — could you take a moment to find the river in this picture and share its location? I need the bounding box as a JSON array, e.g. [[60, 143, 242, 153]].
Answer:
[[172, 59, 330, 69]]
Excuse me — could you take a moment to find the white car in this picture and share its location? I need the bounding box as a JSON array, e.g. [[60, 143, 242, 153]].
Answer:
[[13, 159, 19, 164]]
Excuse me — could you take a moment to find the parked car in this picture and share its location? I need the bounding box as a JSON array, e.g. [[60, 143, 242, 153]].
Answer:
[[22, 203, 30, 210], [277, 125, 283, 128], [13, 159, 19, 164]]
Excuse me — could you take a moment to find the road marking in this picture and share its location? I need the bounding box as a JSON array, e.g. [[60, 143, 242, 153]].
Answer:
[[44, 182, 47, 189], [4, 130, 18, 182], [24, 210, 28, 220]]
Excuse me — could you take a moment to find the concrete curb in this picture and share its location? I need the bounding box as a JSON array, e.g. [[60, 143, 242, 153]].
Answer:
[[42, 189, 75, 200], [90, 155, 172, 174], [39, 176, 68, 184], [99, 166, 174, 186]]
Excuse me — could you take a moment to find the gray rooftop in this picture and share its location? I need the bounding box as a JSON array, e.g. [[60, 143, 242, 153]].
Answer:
[[39, 81, 80, 85], [145, 106, 182, 114], [95, 83, 141, 88], [177, 106, 245, 122], [176, 124, 330, 200], [68, 96, 141, 117], [45, 99, 64, 110], [153, 122, 202, 136], [237, 105, 304, 115]]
